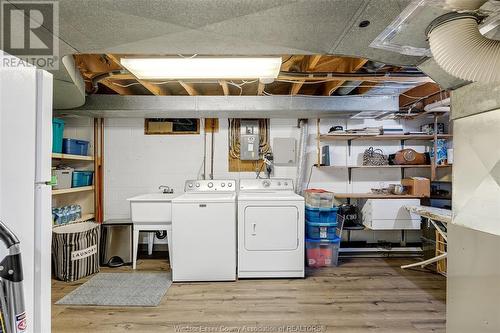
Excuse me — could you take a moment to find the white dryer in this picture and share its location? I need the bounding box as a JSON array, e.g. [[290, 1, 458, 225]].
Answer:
[[238, 179, 304, 278], [172, 179, 237, 282]]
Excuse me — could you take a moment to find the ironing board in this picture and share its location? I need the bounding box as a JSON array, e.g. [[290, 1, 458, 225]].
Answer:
[[401, 205, 451, 271]]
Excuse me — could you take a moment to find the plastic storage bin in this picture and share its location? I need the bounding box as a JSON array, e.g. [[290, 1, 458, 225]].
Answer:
[[52, 118, 65, 153], [305, 206, 338, 224], [304, 189, 335, 208], [52, 222, 100, 281], [306, 221, 337, 240], [62, 138, 89, 156], [72, 171, 94, 187], [306, 238, 340, 267], [52, 167, 74, 190]]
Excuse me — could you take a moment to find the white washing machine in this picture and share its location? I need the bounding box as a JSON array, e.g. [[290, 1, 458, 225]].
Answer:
[[172, 179, 237, 282], [238, 179, 304, 278]]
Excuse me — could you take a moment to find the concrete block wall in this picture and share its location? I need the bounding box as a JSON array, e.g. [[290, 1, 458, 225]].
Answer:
[[103, 116, 450, 245]]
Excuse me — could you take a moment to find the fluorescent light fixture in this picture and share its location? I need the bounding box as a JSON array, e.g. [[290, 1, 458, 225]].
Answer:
[[120, 57, 282, 80]]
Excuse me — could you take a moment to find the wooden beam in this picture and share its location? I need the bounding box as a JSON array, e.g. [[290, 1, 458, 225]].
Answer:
[[219, 80, 229, 96], [323, 58, 368, 96], [290, 55, 323, 95], [99, 79, 134, 95], [356, 81, 379, 95], [179, 81, 198, 96], [106, 54, 166, 96], [399, 83, 442, 107], [107, 72, 433, 84]]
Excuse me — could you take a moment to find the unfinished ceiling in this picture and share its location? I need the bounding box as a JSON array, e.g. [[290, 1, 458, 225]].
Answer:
[[23, 0, 489, 109], [74, 54, 434, 101], [50, 0, 436, 109]]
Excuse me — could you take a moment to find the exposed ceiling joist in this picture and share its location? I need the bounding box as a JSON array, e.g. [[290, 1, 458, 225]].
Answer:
[[179, 81, 199, 96], [99, 79, 134, 95], [399, 82, 442, 107], [219, 80, 229, 96], [106, 54, 166, 96], [290, 55, 322, 95], [323, 58, 368, 96]]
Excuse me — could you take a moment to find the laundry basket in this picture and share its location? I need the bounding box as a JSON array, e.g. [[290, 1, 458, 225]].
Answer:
[[52, 221, 100, 282]]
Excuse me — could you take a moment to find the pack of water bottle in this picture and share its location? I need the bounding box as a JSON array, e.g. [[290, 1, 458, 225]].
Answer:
[[52, 205, 82, 225]]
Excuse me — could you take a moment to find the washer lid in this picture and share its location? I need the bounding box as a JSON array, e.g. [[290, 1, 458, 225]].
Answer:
[[173, 192, 236, 203], [238, 191, 304, 202]]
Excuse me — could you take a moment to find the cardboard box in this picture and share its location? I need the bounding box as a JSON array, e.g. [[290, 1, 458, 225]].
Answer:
[[402, 177, 430, 197]]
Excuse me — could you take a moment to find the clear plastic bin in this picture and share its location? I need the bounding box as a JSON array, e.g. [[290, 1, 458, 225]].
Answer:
[[306, 238, 340, 267], [304, 189, 334, 208]]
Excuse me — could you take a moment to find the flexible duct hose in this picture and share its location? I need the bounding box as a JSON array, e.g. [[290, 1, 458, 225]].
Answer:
[[427, 13, 500, 83], [443, 0, 487, 10]]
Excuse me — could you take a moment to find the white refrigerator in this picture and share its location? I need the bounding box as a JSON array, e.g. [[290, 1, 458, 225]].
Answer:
[[0, 53, 52, 333]]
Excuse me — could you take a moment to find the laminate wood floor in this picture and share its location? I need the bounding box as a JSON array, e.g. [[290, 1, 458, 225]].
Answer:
[[52, 257, 446, 333]]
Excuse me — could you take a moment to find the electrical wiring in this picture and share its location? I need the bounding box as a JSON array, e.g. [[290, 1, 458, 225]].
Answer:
[[228, 119, 271, 161], [177, 54, 198, 58], [281, 55, 294, 65], [279, 70, 426, 77], [110, 79, 424, 92], [276, 79, 428, 85], [227, 82, 243, 96]]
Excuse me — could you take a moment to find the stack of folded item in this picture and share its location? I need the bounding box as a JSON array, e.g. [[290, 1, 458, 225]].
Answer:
[[382, 124, 404, 135], [345, 127, 382, 135]]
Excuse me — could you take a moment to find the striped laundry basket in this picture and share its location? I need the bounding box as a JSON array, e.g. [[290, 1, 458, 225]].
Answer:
[[52, 222, 100, 282]]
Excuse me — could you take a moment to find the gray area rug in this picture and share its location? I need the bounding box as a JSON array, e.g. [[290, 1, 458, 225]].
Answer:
[[56, 272, 172, 307]]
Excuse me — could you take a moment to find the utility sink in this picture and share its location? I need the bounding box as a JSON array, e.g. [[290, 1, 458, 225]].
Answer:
[[127, 193, 179, 224]]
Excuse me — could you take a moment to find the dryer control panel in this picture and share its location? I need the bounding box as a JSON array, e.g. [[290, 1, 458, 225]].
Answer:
[[239, 178, 294, 191], [184, 179, 237, 192]]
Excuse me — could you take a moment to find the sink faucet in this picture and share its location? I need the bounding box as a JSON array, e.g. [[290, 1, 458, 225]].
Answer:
[[159, 185, 174, 194]]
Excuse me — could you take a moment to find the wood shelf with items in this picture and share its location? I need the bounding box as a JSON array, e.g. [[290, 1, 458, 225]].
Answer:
[[52, 153, 94, 161], [315, 116, 452, 182], [318, 134, 453, 141], [51, 118, 104, 224], [52, 186, 95, 196], [317, 165, 451, 169]]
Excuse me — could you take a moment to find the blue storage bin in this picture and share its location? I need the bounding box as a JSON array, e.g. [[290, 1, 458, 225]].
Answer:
[[72, 171, 93, 187], [306, 221, 337, 240], [305, 206, 338, 224], [63, 138, 89, 156], [52, 118, 65, 153]]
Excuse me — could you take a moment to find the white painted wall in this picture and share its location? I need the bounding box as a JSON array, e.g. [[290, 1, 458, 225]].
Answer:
[[104, 116, 451, 244]]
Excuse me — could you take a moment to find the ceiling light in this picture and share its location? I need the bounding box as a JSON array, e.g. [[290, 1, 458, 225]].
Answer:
[[120, 57, 282, 80]]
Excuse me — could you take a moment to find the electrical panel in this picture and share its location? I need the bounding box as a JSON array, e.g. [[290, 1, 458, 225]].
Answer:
[[273, 137, 296, 165], [240, 120, 260, 160]]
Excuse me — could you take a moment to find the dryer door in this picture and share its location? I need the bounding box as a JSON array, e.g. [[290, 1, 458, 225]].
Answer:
[[244, 206, 298, 251]]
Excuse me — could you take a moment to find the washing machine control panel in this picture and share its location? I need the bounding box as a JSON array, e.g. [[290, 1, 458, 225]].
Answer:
[[184, 179, 237, 192], [239, 178, 294, 191]]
